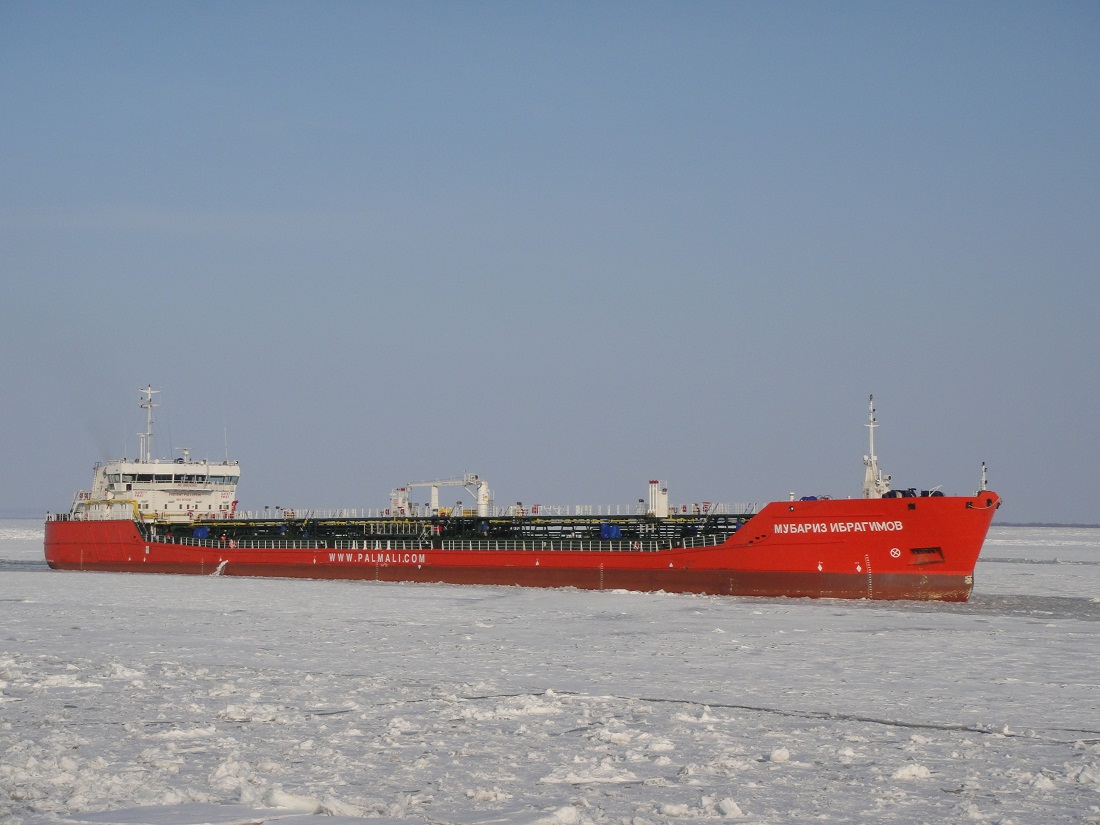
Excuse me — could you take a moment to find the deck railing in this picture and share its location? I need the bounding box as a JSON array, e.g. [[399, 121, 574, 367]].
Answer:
[[230, 502, 760, 520], [50, 503, 759, 523], [136, 532, 736, 553]]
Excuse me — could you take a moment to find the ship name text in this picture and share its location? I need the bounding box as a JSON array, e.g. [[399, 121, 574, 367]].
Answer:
[[773, 520, 904, 535]]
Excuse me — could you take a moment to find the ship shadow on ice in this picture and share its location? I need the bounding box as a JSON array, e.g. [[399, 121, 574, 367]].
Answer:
[[661, 589, 1100, 622], [836, 592, 1100, 622], [963, 592, 1100, 621], [0, 558, 49, 571]]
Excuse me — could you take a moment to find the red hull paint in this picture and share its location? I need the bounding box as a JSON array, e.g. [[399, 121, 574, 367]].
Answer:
[[45, 493, 1000, 601]]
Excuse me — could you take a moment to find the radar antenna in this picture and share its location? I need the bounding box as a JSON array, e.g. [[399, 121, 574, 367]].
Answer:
[[862, 395, 891, 499], [138, 385, 160, 464]]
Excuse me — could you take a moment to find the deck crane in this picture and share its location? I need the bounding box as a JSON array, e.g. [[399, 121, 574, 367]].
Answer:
[[389, 473, 491, 517]]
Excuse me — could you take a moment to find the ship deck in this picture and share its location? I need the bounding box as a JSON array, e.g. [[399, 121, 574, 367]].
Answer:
[[136, 512, 755, 552]]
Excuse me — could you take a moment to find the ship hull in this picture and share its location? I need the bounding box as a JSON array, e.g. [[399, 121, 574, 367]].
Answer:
[[45, 493, 999, 601]]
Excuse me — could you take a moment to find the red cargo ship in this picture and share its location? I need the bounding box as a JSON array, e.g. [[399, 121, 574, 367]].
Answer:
[[45, 389, 1000, 601]]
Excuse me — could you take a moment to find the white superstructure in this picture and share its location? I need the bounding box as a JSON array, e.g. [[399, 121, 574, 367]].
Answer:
[[69, 386, 240, 522]]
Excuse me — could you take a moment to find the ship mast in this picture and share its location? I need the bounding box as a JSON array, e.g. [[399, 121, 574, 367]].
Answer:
[[138, 385, 159, 464], [862, 394, 891, 498]]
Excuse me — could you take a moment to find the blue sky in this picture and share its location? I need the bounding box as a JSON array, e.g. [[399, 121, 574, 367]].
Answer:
[[2, 2, 1097, 522]]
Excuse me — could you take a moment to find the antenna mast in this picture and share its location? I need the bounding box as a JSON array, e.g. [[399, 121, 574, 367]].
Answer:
[[138, 385, 159, 464], [862, 395, 891, 498]]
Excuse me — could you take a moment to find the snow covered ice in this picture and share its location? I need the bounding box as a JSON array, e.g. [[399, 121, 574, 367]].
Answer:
[[2, 522, 1099, 824]]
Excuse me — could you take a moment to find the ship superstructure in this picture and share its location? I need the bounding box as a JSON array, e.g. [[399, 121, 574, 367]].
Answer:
[[69, 386, 240, 522]]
